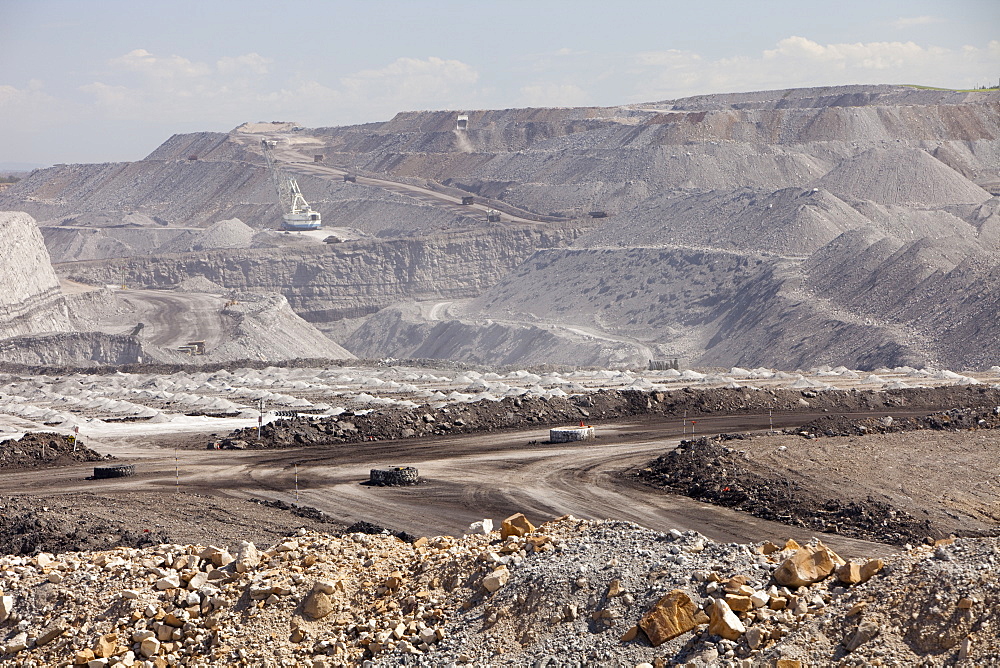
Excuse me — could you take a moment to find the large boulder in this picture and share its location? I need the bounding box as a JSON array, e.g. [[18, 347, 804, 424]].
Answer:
[[774, 542, 845, 587], [638, 589, 709, 646]]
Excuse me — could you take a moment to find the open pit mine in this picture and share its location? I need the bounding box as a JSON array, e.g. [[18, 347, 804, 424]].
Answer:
[[0, 85, 998, 666]]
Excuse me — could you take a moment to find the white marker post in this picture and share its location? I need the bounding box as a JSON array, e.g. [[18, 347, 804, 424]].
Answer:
[[257, 399, 264, 440], [294, 463, 300, 504]]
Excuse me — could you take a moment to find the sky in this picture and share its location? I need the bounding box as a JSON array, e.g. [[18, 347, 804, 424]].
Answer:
[[1, 0, 998, 167]]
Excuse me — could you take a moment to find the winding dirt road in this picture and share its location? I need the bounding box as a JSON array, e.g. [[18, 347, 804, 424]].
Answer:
[[116, 290, 231, 349], [0, 411, 923, 557]]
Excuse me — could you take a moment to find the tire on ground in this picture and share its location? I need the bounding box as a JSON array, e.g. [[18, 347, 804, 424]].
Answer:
[[93, 464, 136, 479]]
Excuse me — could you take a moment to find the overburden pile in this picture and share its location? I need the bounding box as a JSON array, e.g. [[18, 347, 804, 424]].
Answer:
[[0, 515, 996, 666]]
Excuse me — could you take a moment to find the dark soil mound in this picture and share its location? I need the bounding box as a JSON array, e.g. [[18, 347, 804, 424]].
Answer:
[[0, 432, 108, 470], [791, 405, 1000, 437], [227, 386, 1000, 449], [637, 436, 936, 545], [0, 497, 169, 555]]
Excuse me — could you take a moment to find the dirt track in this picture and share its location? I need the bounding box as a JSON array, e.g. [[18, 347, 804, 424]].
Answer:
[[116, 290, 231, 349], [0, 411, 918, 558]]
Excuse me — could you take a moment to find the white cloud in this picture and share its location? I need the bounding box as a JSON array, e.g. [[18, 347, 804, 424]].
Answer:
[[339, 57, 478, 112], [630, 37, 1000, 101], [217, 53, 271, 76], [68, 51, 483, 128], [893, 15, 942, 29], [0, 81, 70, 130], [110, 49, 211, 79]]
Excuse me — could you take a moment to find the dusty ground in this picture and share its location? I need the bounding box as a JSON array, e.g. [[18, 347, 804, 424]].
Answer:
[[0, 491, 349, 557], [640, 403, 1000, 545], [738, 428, 1000, 538], [2, 385, 999, 564]]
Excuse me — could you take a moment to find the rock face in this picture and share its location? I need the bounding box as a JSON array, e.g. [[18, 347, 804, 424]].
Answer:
[[0, 212, 72, 340], [60, 227, 578, 328], [0, 331, 179, 366], [4, 85, 1000, 369]]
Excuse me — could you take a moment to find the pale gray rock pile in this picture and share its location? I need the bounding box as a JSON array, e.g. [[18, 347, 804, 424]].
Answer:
[[815, 147, 992, 208], [156, 219, 257, 254], [210, 292, 355, 362], [4, 85, 1000, 369], [0, 514, 996, 667]]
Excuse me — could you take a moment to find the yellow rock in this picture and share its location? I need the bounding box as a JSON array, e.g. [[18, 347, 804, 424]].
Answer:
[[500, 513, 535, 539], [302, 585, 334, 620], [525, 535, 550, 551], [768, 596, 788, 610], [760, 541, 781, 555], [846, 602, 867, 616], [708, 598, 746, 640], [93, 633, 119, 658], [859, 559, 883, 583], [638, 589, 710, 647], [774, 544, 838, 587], [384, 571, 403, 590], [725, 595, 753, 612], [73, 648, 95, 665], [837, 561, 862, 585]]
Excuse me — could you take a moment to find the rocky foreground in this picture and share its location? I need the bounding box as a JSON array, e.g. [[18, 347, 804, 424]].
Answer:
[[0, 512, 996, 667]]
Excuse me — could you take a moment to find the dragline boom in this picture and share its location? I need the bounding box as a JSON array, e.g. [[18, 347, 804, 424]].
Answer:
[[261, 139, 322, 231]]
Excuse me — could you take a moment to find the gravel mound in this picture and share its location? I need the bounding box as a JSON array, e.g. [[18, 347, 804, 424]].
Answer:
[[0, 432, 106, 470], [156, 218, 257, 254], [637, 436, 935, 545], [575, 187, 869, 255], [228, 386, 1000, 449], [815, 147, 992, 207], [4, 514, 998, 666]]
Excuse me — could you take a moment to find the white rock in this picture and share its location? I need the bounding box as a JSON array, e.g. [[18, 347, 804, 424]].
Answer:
[[186, 571, 209, 590], [483, 566, 510, 593], [140, 636, 161, 657], [6, 631, 27, 652]]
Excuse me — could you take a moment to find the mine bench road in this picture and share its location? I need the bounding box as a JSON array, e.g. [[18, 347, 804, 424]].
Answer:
[[1, 409, 938, 557]]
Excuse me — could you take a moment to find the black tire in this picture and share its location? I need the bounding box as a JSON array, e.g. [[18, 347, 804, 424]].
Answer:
[[93, 464, 135, 479]]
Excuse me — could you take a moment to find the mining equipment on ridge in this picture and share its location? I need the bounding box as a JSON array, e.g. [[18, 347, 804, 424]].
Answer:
[[261, 139, 322, 231]]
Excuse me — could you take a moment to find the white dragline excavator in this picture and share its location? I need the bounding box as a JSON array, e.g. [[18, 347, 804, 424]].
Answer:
[[261, 139, 322, 231]]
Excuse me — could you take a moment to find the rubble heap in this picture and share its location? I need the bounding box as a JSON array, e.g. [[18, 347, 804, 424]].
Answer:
[[0, 514, 997, 667]]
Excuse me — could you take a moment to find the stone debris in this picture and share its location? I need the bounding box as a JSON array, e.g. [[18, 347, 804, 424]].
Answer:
[[0, 515, 995, 667], [773, 542, 844, 587], [500, 513, 535, 539], [638, 590, 708, 646]]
